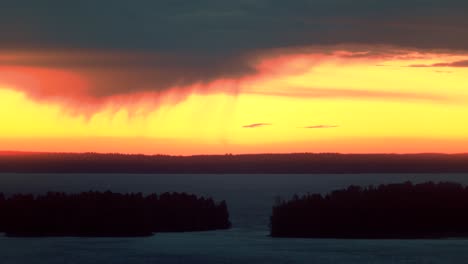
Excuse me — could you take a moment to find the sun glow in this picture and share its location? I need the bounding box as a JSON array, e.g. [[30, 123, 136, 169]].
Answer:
[[1, 47, 468, 154]]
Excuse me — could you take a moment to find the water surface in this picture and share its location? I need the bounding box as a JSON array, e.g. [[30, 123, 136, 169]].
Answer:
[[1, 173, 468, 263]]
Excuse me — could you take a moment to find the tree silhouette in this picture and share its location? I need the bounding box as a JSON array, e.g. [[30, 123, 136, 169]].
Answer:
[[271, 181, 468, 238], [0, 191, 231, 237]]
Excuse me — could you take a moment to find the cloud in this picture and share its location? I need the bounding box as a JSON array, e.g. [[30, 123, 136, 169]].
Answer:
[[242, 123, 272, 128], [0, 46, 458, 116], [409, 60, 468, 68], [2, 1, 468, 53], [0, 51, 255, 98], [2, 1, 468, 113], [247, 87, 450, 102], [303, 125, 339, 129]]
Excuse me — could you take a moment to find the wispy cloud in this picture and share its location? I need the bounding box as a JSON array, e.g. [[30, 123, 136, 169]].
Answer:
[[242, 123, 272, 128], [303, 125, 339, 129], [409, 60, 468, 68], [247, 88, 449, 102]]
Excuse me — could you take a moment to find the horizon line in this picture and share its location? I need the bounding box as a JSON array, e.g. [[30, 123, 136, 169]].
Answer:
[[1, 150, 467, 157]]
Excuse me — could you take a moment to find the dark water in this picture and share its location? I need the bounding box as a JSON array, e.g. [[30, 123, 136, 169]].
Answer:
[[1, 173, 468, 263]]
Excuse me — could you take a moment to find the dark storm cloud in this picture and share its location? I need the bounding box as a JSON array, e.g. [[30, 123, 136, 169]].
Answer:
[[242, 123, 272, 128], [2, 0, 468, 98], [0, 52, 255, 97], [2, 0, 468, 52]]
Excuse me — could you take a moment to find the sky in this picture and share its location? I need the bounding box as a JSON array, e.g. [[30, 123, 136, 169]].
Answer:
[[1, 0, 468, 155]]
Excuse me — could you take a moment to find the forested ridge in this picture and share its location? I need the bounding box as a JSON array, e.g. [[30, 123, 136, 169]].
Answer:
[[0, 191, 231, 237], [271, 182, 468, 238], [1, 152, 468, 173]]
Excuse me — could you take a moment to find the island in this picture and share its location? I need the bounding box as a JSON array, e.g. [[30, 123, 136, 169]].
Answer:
[[270, 182, 468, 238], [0, 191, 231, 237]]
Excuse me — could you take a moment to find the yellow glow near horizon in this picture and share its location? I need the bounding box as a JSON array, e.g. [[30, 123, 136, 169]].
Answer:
[[1, 48, 468, 154]]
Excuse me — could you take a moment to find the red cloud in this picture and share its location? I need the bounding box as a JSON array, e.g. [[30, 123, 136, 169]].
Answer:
[[409, 60, 468, 68], [0, 46, 460, 116], [304, 125, 339, 129], [242, 123, 272, 128]]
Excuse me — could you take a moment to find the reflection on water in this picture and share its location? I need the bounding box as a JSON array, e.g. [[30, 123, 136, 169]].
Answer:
[[1, 230, 468, 264]]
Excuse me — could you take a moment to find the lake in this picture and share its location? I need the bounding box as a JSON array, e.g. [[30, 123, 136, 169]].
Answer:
[[1, 173, 468, 263]]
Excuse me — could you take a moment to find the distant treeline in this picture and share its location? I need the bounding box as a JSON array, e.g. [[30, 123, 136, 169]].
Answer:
[[0, 191, 231, 237], [271, 182, 468, 238], [1, 152, 468, 173]]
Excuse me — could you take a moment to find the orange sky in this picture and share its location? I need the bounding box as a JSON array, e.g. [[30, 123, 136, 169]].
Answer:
[[1, 46, 468, 155]]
